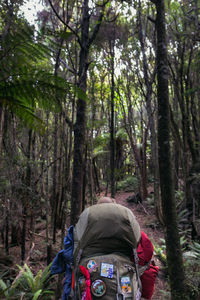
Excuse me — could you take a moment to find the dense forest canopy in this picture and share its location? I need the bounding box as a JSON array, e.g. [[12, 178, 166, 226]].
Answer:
[[0, 0, 200, 299]]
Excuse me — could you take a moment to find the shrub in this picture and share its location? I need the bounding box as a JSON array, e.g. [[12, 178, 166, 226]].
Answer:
[[116, 175, 138, 192], [0, 263, 54, 300]]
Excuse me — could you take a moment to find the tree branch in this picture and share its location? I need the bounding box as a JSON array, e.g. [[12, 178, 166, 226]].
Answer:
[[88, 0, 109, 47], [148, 16, 156, 23], [47, 0, 82, 47]]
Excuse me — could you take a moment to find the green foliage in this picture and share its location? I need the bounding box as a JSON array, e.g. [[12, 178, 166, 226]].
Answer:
[[169, 0, 181, 12], [17, 263, 53, 298], [153, 239, 167, 266], [93, 133, 110, 158], [175, 190, 191, 239], [146, 192, 155, 208], [116, 175, 138, 192], [184, 241, 200, 261], [0, 263, 53, 300], [154, 238, 200, 299], [183, 242, 200, 299], [0, 14, 71, 132], [116, 128, 128, 140]]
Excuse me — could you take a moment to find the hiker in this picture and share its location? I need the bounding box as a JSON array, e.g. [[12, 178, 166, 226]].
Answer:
[[51, 196, 158, 300]]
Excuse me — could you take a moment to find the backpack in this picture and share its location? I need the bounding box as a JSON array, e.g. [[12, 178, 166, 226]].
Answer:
[[73, 203, 142, 300]]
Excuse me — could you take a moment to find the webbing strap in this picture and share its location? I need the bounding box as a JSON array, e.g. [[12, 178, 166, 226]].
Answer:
[[133, 249, 142, 292], [73, 249, 83, 300], [116, 268, 125, 300]]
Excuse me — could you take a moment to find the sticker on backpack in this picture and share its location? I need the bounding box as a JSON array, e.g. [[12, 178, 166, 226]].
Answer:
[[100, 263, 114, 278], [120, 276, 132, 293]]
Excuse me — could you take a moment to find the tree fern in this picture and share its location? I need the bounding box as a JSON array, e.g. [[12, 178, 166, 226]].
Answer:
[[0, 13, 70, 131]]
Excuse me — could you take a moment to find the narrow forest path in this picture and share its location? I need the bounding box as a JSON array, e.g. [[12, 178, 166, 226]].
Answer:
[[114, 191, 169, 300]]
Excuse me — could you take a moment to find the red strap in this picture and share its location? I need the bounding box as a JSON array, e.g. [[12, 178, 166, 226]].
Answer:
[[79, 265, 92, 300], [71, 271, 74, 290]]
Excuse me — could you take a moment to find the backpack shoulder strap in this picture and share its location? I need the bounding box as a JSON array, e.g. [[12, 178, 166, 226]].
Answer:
[[133, 248, 142, 298]]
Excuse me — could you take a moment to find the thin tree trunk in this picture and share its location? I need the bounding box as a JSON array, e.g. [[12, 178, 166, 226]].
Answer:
[[21, 129, 32, 262], [0, 105, 5, 158], [53, 113, 58, 244], [45, 113, 52, 265], [109, 38, 116, 198], [137, 0, 160, 210], [93, 158, 100, 194], [5, 201, 9, 255]]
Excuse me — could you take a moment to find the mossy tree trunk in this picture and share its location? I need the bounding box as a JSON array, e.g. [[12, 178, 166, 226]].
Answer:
[[152, 0, 189, 299]]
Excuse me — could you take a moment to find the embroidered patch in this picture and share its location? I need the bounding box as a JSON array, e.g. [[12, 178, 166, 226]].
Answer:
[[87, 259, 97, 272], [100, 263, 114, 278], [91, 279, 106, 297], [120, 276, 132, 293]]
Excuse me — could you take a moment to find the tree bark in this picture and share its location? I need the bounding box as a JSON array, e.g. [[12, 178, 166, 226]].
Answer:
[[109, 37, 116, 198], [137, 0, 161, 218], [21, 129, 32, 262], [70, 0, 107, 225], [0, 105, 5, 158], [70, 0, 89, 225], [153, 0, 188, 299]]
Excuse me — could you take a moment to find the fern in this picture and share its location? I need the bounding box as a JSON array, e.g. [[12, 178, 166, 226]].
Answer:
[[14, 263, 53, 299], [0, 19, 71, 132]]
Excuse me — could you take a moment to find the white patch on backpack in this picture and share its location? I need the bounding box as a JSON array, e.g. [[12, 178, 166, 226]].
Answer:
[[100, 263, 114, 278]]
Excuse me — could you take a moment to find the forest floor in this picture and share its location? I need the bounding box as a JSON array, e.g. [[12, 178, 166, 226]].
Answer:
[[1, 191, 170, 300]]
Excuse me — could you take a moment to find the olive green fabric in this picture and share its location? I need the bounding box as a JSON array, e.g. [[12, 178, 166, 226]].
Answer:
[[76, 254, 140, 300], [74, 203, 141, 259]]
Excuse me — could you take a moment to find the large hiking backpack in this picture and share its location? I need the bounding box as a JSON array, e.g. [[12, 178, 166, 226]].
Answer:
[[73, 203, 142, 300]]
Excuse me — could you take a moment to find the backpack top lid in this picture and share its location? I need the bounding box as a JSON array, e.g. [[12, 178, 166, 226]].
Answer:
[[74, 203, 141, 260]]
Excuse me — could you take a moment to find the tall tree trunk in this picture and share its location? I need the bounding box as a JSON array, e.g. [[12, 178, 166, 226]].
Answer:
[[70, 0, 107, 224], [52, 39, 63, 243], [21, 129, 32, 262], [0, 104, 5, 158], [45, 113, 52, 265], [152, 0, 189, 299], [53, 113, 58, 244], [70, 0, 89, 225], [137, 0, 160, 210], [5, 200, 9, 255], [109, 38, 116, 198]]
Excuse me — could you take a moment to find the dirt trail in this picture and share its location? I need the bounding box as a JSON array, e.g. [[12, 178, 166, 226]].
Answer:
[[114, 191, 169, 300]]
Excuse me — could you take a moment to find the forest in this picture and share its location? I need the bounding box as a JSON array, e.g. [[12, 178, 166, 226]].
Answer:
[[0, 0, 200, 299]]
